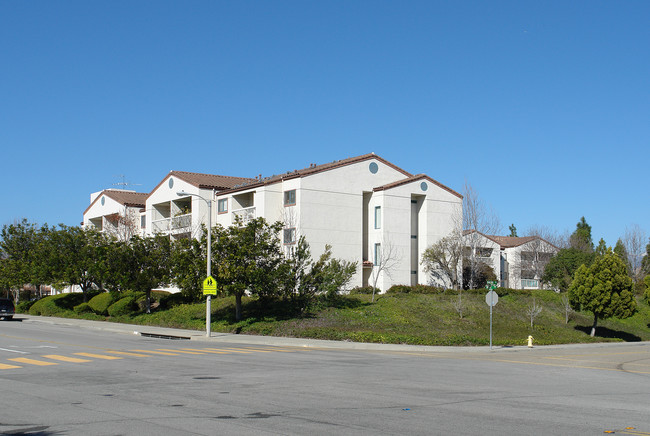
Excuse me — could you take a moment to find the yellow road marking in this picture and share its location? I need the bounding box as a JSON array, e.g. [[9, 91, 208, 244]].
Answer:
[[204, 347, 253, 354], [234, 347, 272, 353], [0, 362, 22, 369], [242, 347, 296, 352], [107, 351, 149, 357], [129, 349, 179, 356], [9, 357, 58, 366], [156, 348, 206, 355], [542, 356, 650, 367], [490, 358, 650, 374], [181, 348, 230, 354], [43, 355, 91, 363], [74, 352, 122, 360]]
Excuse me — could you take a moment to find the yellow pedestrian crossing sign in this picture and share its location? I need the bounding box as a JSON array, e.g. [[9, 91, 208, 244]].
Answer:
[[202, 276, 217, 295]]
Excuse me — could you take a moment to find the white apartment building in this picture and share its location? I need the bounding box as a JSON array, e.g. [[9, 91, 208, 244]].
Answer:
[[83, 154, 463, 292], [214, 154, 463, 291], [83, 189, 148, 240], [464, 231, 559, 289]]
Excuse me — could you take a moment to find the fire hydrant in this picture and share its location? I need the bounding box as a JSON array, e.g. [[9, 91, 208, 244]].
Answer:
[[527, 335, 534, 348]]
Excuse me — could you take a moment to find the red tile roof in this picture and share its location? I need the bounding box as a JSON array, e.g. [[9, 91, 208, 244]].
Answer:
[[217, 153, 413, 195], [373, 174, 462, 199], [148, 171, 256, 198], [83, 190, 148, 215]]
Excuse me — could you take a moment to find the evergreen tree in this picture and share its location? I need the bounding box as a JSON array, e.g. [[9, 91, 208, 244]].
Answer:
[[570, 216, 594, 252], [509, 224, 518, 237], [569, 251, 636, 337]]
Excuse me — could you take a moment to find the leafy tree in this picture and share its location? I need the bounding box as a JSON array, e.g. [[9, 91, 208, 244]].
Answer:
[[213, 218, 286, 321], [569, 216, 593, 252], [509, 224, 518, 237], [304, 244, 357, 299], [170, 235, 206, 302], [462, 261, 496, 290], [568, 252, 636, 337], [542, 248, 595, 292], [119, 235, 171, 313], [50, 226, 113, 302]]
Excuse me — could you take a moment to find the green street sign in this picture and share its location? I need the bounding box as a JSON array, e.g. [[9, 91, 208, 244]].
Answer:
[[486, 280, 498, 290], [202, 276, 217, 295]]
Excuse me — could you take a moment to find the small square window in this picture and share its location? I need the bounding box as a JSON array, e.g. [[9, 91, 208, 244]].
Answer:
[[284, 228, 296, 244], [218, 198, 228, 214], [284, 189, 296, 206]]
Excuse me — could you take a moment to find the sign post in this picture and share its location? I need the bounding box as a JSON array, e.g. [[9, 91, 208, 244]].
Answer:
[[485, 281, 499, 350]]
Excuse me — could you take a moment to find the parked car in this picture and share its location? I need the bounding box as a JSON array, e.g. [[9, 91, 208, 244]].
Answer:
[[0, 298, 15, 320]]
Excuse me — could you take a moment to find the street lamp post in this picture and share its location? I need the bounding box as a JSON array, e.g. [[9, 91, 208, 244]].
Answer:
[[177, 191, 212, 337]]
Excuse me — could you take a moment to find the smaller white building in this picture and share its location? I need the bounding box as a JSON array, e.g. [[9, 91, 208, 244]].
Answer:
[[83, 189, 148, 240], [464, 231, 559, 289]]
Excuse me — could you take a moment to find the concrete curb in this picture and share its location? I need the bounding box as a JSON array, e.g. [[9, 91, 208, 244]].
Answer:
[[17, 314, 650, 353]]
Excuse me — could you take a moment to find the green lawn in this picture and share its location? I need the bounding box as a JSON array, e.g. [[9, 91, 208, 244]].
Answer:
[[101, 290, 650, 346]]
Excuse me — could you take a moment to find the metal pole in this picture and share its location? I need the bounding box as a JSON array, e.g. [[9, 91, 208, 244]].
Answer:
[[206, 198, 212, 338], [489, 291, 493, 350]]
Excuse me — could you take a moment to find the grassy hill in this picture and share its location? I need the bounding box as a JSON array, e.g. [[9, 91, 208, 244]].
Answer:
[[105, 289, 650, 346]]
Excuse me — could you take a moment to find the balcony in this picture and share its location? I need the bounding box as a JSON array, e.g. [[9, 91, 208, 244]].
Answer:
[[232, 206, 256, 225], [152, 218, 170, 233], [172, 213, 192, 230]]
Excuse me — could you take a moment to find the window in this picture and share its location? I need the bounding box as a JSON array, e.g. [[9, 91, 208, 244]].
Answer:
[[374, 243, 381, 265], [284, 189, 296, 206], [284, 228, 296, 245], [218, 198, 228, 214], [374, 206, 381, 229], [140, 215, 146, 229], [477, 248, 493, 258]]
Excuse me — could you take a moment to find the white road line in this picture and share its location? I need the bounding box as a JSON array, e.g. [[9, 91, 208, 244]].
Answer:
[[0, 348, 28, 354]]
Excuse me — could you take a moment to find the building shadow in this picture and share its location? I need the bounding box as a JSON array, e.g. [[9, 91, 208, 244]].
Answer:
[[574, 325, 642, 342]]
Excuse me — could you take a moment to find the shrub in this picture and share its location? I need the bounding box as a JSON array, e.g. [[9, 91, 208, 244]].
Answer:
[[29, 293, 84, 316], [386, 285, 443, 295], [158, 292, 189, 309], [108, 296, 139, 317], [349, 286, 377, 295], [88, 292, 119, 315], [15, 300, 34, 313], [73, 302, 94, 314]]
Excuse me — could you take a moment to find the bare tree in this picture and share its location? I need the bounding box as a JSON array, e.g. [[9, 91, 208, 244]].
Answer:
[[462, 181, 501, 289], [526, 297, 543, 328], [561, 294, 573, 324], [370, 237, 400, 302], [622, 224, 646, 284], [422, 230, 463, 290], [526, 224, 570, 249], [104, 206, 141, 242], [513, 234, 559, 289]]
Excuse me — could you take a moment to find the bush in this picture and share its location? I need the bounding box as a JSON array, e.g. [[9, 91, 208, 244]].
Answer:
[[15, 300, 34, 313], [108, 296, 139, 317], [88, 292, 119, 315], [158, 292, 189, 309], [386, 285, 443, 295], [29, 293, 85, 316], [73, 302, 95, 314], [349, 286, 377, 295]]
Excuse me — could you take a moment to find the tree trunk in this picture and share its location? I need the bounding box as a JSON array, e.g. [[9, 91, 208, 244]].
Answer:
[[590, 314, 598, 337], [145, 289, 151, 314], [235, 293, 242, 322]]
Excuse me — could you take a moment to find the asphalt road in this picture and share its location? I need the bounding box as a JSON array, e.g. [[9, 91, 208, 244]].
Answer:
[[1, 316, 649, 435]]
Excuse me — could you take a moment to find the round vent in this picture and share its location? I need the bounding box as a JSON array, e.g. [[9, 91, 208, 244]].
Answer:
[[369, 162, 378, 174]]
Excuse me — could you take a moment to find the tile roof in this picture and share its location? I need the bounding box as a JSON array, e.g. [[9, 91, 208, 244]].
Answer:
[[148, 171, 256, 197], [83, 189, 148, 215], [373, 174, 462, 198], [464, 230, 556, 249], [218, 153, 413, 195]]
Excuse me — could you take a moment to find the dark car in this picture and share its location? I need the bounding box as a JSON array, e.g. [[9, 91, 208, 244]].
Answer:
[[0, 298, 15, 320]]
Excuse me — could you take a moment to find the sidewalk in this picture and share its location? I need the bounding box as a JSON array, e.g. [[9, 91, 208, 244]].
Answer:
[[17, 314, 646, 353]]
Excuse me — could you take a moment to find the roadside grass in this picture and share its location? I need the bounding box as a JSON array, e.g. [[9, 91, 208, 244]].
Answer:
[[20, 290, 650, 346]]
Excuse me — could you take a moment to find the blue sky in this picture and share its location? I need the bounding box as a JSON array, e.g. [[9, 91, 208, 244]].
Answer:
[[1, 1, 648, 246]]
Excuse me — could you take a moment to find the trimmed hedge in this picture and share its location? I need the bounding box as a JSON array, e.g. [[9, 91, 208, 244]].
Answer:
[[108, 296, 139, 317], [88, 292, 119, 316], [29, 293, 84, 316], [73, 302, 95, 314]]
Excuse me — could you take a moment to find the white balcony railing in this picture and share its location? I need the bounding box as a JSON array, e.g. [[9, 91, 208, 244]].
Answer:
[[232, 206, 256, 225], [152, 218, 170, 232], [171, 213, 192, 230]]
